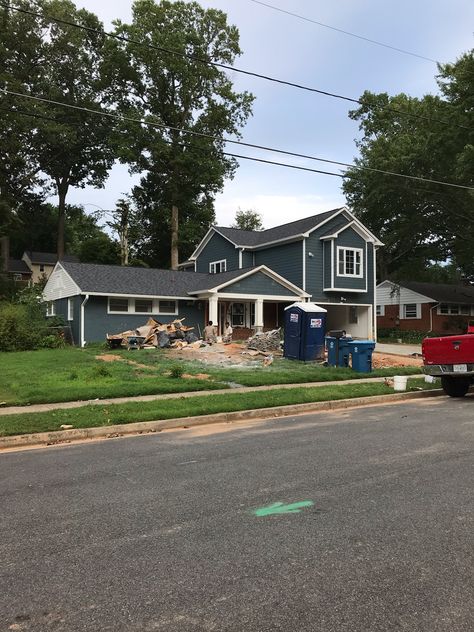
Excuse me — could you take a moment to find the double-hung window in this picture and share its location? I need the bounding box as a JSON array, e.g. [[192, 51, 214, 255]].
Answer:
[[438, 303, 470, 316], [46, 302, 55, 317], [337, 247, 363, 278], [67, 298, 74, 321], [376, 304, 384, 316], [403, 303, 419, 319], [108, 297, 129, 313], [209, 259, 226, 274]]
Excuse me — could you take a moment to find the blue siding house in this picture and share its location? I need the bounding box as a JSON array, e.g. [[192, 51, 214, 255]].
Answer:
[[43, 207, 382, 345]]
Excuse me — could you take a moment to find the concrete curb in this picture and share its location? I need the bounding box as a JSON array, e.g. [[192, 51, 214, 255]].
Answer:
[[0, 388, 444, 451]]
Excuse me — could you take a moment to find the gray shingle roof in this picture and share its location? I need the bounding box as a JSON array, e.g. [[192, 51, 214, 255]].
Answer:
[[26, 251, 79, 264], [189, 267, 257, 293], [402, 281, 474, 304], [215, 208, 344, 248], [61, 262, 210, 296], [8, 259, 32, 274]]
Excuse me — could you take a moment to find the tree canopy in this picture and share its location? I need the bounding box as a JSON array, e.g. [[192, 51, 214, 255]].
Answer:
[[343, 50, 474, 281], [232, 208, 264, 231], [106, 0, 254, 268]]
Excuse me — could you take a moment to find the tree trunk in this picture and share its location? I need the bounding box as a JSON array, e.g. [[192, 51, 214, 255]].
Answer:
[[57, 183, 68, 261], [170, 204, 179, 270]]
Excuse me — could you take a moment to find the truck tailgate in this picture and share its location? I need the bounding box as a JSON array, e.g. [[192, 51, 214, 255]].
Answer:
[[422, 334, 474, 365]]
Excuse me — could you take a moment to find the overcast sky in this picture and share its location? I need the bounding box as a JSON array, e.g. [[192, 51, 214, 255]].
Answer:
[[69, 0, 473, 228]]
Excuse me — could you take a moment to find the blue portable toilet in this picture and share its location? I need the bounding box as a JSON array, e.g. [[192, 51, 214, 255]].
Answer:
[[283, 302, 327, 361]]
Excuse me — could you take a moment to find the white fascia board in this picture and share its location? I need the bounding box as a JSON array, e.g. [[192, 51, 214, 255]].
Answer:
[[244, 234, 305, 251], [316, 301, 373, 307], [213, 293, 307, 301], [192, 264, 310, 297], [306, 208, 346, 235], [377, 279, 393, 289], [189, 227, 239, 260], [323, 287, 368, 293], [84, 291, 196, 301], [342, 209, 384, 246]]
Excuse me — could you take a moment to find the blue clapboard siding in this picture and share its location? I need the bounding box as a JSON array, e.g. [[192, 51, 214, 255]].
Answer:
[[221, 271, 301, 296], [83, 296, 204, 343], [52, 296, 81, 345], [241, 250, 254, 268], [195, 232, 239, 273], [254, 240, 303, 288]]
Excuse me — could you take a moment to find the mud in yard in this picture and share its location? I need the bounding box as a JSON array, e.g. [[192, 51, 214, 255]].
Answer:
[[372, 352, 423, 368]]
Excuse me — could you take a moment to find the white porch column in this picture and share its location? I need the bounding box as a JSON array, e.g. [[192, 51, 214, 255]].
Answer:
[[255, 298, 264, 333], [208, 294, 218, 328]]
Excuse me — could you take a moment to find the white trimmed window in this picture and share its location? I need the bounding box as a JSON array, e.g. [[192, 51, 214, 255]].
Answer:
[[157, 300, 177, 315], [108, 297, 130, 313], [46, 302, 55, 317], [209, 259, 227, 274], [403, 303, 419, 319], [376, 304, 384, 316], [337, 247, 363, 277], [135, 299, 153, 314], [67, 298, 74, 321], [438, 303, 471, 316]]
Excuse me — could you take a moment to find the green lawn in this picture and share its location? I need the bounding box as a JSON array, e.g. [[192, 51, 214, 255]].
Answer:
[[0, 380, 436, 437], [0, 346, 422, 406]]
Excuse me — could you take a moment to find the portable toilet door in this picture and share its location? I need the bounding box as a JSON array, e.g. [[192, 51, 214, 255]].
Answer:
[[283, 304, 303, 359], [284, 302, 327, 361]]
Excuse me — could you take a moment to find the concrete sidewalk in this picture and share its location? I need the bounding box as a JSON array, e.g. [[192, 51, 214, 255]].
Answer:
[[376, 342, 422, 356], [0, 375, 419, 417]]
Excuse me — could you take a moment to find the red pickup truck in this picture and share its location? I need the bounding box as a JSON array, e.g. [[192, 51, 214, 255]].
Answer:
[[422, 333, 474, 397]]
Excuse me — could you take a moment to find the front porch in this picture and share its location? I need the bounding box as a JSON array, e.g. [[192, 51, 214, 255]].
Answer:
[[205, 298, 290, 340]]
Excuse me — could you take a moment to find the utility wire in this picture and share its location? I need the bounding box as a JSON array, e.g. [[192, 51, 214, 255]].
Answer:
[[0, 103, 346, 179], [1, 3, 469, 131], [2, 89, 473, 191], [248, 0, 440, 64]]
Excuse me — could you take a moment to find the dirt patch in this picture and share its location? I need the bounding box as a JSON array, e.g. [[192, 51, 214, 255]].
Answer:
[[372, 352, 423, 368], [182, 373, 210, 380], [96, 354, 123, 363]]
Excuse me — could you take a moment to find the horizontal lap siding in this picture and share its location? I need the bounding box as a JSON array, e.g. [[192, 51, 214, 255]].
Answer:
[[241, 250, 254, 268], [195, 233, 239, 273], [254, 241, 303, 288], [221, 271, 299, 296], [83, 297, 204, 343]]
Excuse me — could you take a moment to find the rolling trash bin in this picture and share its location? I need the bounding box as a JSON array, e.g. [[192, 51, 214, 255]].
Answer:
[[348, 340, 376, 373], [325, 330, 352, 367]]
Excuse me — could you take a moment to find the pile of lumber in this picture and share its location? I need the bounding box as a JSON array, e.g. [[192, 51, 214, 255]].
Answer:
[[247, 328, 282, 352], [107, 318, 200, 349]]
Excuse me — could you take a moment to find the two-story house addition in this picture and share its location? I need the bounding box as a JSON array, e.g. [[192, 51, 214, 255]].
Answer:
[[43, 207, 382, 345]]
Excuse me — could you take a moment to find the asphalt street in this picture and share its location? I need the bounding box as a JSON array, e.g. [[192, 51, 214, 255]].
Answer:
[[1, 396, 473, 631]]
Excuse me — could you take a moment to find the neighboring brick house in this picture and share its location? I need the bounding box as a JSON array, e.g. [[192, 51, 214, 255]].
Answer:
[[43, 207, 382, 346], [377, 280, 474, 334]]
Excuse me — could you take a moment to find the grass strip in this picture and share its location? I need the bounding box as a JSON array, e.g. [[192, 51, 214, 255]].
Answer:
[[0, 379, 436, 437]]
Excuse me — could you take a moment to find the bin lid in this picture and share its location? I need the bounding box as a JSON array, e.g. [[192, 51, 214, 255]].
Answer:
[[347, 340, 376, 347], [284, 302, 327, 313]]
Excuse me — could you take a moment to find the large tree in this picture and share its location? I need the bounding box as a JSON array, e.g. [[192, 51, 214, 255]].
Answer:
[[232, 208, 263, 231], [343, 50, 474, 281], [106, 0, 254, 268], [1, 0, 116, 259]]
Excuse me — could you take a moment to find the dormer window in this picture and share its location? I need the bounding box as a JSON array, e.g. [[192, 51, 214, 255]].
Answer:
[[337, 247, 363, 278], [209, 259, 226, 274]]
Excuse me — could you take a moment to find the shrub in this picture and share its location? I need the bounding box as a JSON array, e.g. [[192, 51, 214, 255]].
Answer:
[[169, 364, 184, 379], [0, 302, 45, 351]]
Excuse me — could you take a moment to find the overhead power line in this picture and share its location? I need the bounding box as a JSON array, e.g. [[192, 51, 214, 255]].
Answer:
[[2, 89, 473, 191], [1, 3, 469, 131], [248, 0, 440, 64]]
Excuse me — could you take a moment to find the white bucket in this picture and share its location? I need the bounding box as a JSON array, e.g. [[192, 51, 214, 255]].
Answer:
[[424, 375, 435, 383], [393, 375, 408, 391]]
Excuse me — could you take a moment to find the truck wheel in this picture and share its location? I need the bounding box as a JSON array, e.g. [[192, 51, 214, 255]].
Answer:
[[441, 376, 470, 398]]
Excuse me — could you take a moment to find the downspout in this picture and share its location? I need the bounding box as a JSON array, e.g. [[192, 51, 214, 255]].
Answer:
[[429, 303, 439, 333], [373, 245, 378, 341], [80, 294, 89, 348]]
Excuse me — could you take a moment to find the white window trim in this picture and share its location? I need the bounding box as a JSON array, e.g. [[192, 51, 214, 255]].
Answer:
[[336, 246, 363, 278], [437, 303, 472, 316], [107, 297, 178, 316], [209, 259, 227, 274], [376, 304, 385, 317], [67, 298, 74, 321], [46, 301, 56, 317], [402, 303, 421, 319]]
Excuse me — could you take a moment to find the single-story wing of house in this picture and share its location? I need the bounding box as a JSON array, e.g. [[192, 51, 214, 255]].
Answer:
[[376, 280, 474, 334], [43, 207, 382, 346]]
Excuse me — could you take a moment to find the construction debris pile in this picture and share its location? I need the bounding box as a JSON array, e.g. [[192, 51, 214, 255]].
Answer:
[[107, 317, 200, 350], [247, 328, 282, 352]]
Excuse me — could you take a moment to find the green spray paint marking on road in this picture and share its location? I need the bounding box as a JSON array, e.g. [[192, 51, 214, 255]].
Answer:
[[253, 500, 314, 517]]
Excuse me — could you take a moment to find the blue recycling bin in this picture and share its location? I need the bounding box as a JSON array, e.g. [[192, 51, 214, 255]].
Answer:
[[348, 340, 376, 373], [284, 303, 327, 361], [325, 336, 352, 368]]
